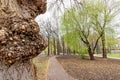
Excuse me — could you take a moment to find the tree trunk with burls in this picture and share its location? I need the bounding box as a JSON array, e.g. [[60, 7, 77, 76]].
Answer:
[[0, 0, 47, 80]]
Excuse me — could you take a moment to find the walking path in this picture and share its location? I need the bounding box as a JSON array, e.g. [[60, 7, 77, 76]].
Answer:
[[47, 56, 76, 80]]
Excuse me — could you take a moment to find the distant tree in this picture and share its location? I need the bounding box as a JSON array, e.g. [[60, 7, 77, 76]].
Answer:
[[88, 0, 120, 58], [61, 0, 113, 60], [38, 18, 62, 55], [105, 33, 118, 53]]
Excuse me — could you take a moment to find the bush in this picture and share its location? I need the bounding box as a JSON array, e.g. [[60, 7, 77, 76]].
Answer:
[[77, 47, 88, 59]]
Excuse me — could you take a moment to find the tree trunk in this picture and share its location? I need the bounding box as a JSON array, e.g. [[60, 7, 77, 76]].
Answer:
[[102, 33, 107, 58], [51, 39, 53, 55], [57, 40, 60, 55], [67, 47, 70, 54], [96, 43, 100, 54], [74, 50, 76, 55], [0, 61, 36, 80], [0, 0, 47, 80], [53, 38, 56, 55], [88, 47, 95, 60], [62, 40, 65, 55], [48, 36, 50, 56]]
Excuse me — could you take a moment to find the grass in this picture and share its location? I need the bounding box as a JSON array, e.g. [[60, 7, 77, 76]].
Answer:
[[57, 55, 120, 80], [96, 53, 120, 58], [33, 55, 49, 80]]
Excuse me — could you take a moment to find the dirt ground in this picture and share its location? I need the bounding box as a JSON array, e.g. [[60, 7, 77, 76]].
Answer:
[[57, 55, 120, 80]]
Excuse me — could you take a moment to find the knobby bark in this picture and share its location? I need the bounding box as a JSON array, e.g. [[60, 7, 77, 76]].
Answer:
[[0, 0, 47, 80]]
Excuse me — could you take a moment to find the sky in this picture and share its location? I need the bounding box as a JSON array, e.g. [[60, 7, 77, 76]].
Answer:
[[35, 0, 73, 21], [35, 0, 74, 38]]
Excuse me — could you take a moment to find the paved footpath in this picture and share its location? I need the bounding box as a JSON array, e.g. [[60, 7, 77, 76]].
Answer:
[[47, 56, 76, 80]]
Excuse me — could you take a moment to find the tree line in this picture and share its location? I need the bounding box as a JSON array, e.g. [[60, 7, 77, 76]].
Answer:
[[40, 0, 120, 60]]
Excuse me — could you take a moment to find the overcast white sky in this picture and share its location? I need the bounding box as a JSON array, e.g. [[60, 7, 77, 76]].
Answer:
[[35, 0, 74, 39], [35, 0, 73, 21]]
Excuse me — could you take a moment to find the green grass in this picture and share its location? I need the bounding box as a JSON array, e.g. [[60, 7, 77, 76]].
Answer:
[[96, 53, 120, 58], [33, 55, 49, 80]]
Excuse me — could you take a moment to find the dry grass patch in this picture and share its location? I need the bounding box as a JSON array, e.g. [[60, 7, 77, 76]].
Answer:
[[33, 54, 49, 80], [57, 55, 120, 80]]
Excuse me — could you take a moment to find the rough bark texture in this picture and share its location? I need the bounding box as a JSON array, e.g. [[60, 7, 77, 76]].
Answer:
[[0, 61, 36, 80], [0, 0, 47, 80]]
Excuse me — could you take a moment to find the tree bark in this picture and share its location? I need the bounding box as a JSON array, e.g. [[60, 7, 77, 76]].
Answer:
[[57, 40, 60, 55], [53, 38, 56, 55], [0, 61, 36, 80], [62, 40, 65, 55], [51, 39, 53, 55], [88, 47, 95, 60], [0, 0, 47, 80], [47, 36, 50, 56], [102, 33, 107, 58]]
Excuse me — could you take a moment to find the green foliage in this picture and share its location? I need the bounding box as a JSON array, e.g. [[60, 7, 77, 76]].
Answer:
[[105, 35, 118, 49], [60, 0, 117, 59], [77, 46, 88, 59]]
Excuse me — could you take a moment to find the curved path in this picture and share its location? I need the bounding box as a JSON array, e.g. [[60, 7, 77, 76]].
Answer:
[[47, 56, 76, 80]]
